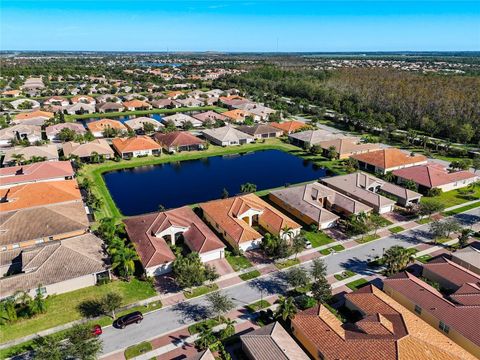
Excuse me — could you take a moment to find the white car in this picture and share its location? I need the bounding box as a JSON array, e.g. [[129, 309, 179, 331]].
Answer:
[[304, 240, 312, 249]]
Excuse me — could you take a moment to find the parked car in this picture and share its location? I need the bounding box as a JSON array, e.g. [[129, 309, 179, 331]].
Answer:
[[116, 311, 143, 329], [92, 324, 102, 336], [304, 240, 312, 249]]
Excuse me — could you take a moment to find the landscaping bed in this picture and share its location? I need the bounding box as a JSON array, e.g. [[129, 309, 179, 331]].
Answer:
[[356, 234, 380, 244], [124, 341, 153, 359], [183, 284, 219, 299], [416, 254, 433, 264], [226, 254, 253, 272], [443, 201, 480, 216], [239, 269, 261, 281], [275, 258, 300, 270], [334, 270, 355, 281], [345, 278, 369, 291], [389, 226, 405, 234], [319, 244, 345, 255], [245, 300, 271, 313]]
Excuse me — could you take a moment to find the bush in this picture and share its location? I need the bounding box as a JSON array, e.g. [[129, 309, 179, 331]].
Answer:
[[295, 295, 317, 310]]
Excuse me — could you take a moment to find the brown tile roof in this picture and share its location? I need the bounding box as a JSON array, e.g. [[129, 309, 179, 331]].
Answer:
[[4, 145, 59, 163], [237, 124, 283, 136], [270, 120, 307, 134], [86, 119, 127, 133], [318, 138, 381, 156], [62, 139, 114, 158], [423, 257, 480, 287], [0, 180, 82, 212], [292, 284, 477, 360], [0, 202, 89, 247], [222, 109, 252, 121], [193, 111, 228, 123], [153, 131, 204, 148], [13, 110, 54, 121], [122, 99, 151, 108], [112, 136, 161, 154], [351, 148, 428, 170], [393, 164, 478, 189], [200, 194, 300, 245], [0, 233, 108, 298], [71, 95, 95, 104], [0, 161, 74, 188], [45, 122, 86, 137]]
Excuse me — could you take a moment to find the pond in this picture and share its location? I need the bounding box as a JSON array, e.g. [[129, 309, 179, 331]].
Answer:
[[103, 149, 327, 216], [79, 113, 164, 126]]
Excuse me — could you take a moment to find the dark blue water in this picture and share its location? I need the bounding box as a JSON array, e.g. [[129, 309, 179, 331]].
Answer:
[[103, 150, 327, 216], [78, 114, 163, 126]]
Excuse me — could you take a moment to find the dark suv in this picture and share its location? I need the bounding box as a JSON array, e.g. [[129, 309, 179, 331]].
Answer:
[[116, 311, 143, 329]]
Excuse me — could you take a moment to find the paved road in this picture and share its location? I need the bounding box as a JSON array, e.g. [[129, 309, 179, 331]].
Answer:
[[99, 208, 480, 356]]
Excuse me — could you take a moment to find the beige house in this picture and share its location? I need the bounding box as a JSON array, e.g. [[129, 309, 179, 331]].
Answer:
[[62, 139, 114, 160]]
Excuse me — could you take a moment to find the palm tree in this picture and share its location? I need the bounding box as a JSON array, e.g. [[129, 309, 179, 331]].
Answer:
[[221, 318, 236, 339], [196, 327, 215, 350], [383, 171, 395, 182], [458, 228, 474, 248], [10, 153, 25, 165], [110, 243, 139, 281], [281, 226, 294, 242], [274, 296, 297, 322], [90, 151, 100, 164], [383, 246, 414, 276]]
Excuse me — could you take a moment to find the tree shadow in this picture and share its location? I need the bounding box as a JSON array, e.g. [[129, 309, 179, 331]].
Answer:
[[77, 299, 104, 318], [246, 272, 288, 297], [454, 212, 480, 227], [171, 302, 211, 324], [338, 257, 378, 276], [169, 333, 194, 350]]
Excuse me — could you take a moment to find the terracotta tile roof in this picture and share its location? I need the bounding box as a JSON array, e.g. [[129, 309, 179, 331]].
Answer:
[[222, 109, 252, 121], [153, 131, 204, 148], [351, 148, 427, 170], [2, 90, 21, 96], [392, 164, 478, 189], [292, 284, 477, 360], [14, 110, 54, 121], [270, 120, 307, 134], [122, 99, 151, 108], [0, 161, 74, 187], [200, 194, 300, 245], [86, 119, 127, 133], [0, 180, 82, 212], [112, 136, 161, 154], [166, 91, 184, 98], [71, 95, 95, 104]]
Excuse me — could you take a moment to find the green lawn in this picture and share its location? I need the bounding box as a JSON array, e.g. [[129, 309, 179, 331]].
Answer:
[[124, 342, 153, 359], [245, 300, 271, 313], [226, 253, 253, 272], [389, 226, 405, 234], [356, 234, 380, 244], [303, 231, 335, 248], [188, 318, 223, 335], [345, 278, 369, 291], [423, 187, 480, 208], [416, 218, 433, 225], [319, 244, 345, 255], [334, 270, 356, 281], [239, 269, 261, 281], [416, 254, 433, 264], [275, 258, 300, 270], [183, 284, 219, 299], [443, 201, 480, 216], [0, 279, 156, 343]]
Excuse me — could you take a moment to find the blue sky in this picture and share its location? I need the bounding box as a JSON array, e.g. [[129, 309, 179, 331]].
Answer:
[[1, 1, 479, 51]]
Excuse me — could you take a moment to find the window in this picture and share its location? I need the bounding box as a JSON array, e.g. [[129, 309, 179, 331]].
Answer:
[[36, 287, 47, 295], [12, 244, 20, 249], [439, 321, 450, 334], [35, 239, 44, 244], [414, 305, 422, 314]]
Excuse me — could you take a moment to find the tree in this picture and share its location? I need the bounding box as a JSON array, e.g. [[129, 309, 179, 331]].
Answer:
[[206, 291, 235, 321], [182, 120, 193, 130], [195, 327, 216, 350], [473, 157, 480, 174], [57, 127, 76, 142], [430, 218, 461, 243], [142, 122, 155, 134], [286, 267, 309, 290], [110, 242, 139, 281], [326, 145, 338, 160], [310, 258, 328, 281], [261, 233, 291, 260], [458, 228, 474, 248], [205, 263, 220, 284], [172, 252, 218, 290], [240, 182, 257, 193], [402, 179, 418, 191], [0, 299, 17, 324], [10, 153, 25, 165], [33, 335, 63, 360], [101, 293, 122, 319], [369, 214, 385, 235], [311, 276, 332, 304], [291, 235, 305, 259], [418, 199, 445, 219], [221, 188, 229, 199], [274, 296, 297, 322], [220, 318, 236, 339], [383, 246, 414, 276], [450, 159, 472, 172], [29, 288, 47, 315], [64, 324, 103, 360]]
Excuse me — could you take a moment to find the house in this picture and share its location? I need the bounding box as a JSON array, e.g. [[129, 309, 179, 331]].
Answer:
[[163, 113, 203, 128], [0, 124, 42, 146], [0, 161, 74, 189], [193, 110, 228, 124], [0, 233, 109, 299], [71, 95, 96, 105], [62, 139, 114, 160], [46, 122, 87, 141], [12, 110, 54, 126], [153, 131, 205, 153], [1, 90, 21, 97], [383, 259, 480, 357], [233, 103, 276, 121], [185, 349, 215, 360], [112, 136, 161, 159], [202, 125, 254, 146], [270, 120, 307, 135], [124, 207, 226, 276], [392, 163, 479, 193], [293, 285, 476, 360], [166, 90, 184, 99], [10, 98, 41, 110], [95, 94, 122, 104], [288, 129, 348, 148], [321, 172, 422, 212], [122, 99, 152, 111], [21, 77, 44, 90], [86, 119, 127, 137], [150, 99, 180, 109], [0, 180, 82, 212], [175, 97, 204, 107], [236, 124, 283, 139], [200, 193, 301, 251], [219, 95, 250, 108], [124, 117, 164, 133], [44, 96, 69, 107], [96, 102, 125, 113], [240, 322, 310, 360], [65, 102, 96, 115], [123, 93, 147, 101], [205, 89, 224, 98], [269, 182, 371, 230], [4, 144, 59, 165], [0, 202, 89, 251], [222, 109, 255, 122], [351, 148, 428, 174], [317, 138, 381, 159], [451, 241, 480, 275]]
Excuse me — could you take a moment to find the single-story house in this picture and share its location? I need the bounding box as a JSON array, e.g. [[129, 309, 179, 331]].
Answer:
[[451, 242, 480, 276], [150, 99, 180, 109], [0, 201, 89, 251], [270, 120, 307, 135], [10, 98, 41, 110], [65, 102, 96, 115], [12, 110, 54, 126], [233, 103, 276, 121], [163, 113, 203, 128], [321, 172, 422, 213], [317, 138, 381, 159], [222, 109, 256, 123], [392, 164, 479, 193], [175, 98, 205, 107], [112, 136, 161, 159], [236, 124, 283, 139], [71, 95, 96, 105], [86, 119, 127, 137], [166, 91, 184, 99], [200, 193, 301, 251], [96, 102, 125, 113], [123, 93, 147, 101], [0, 233, 109, 299], [202, 125, 254, 146], [193, 111, 228, 124], [153, 131, 205, 153], [351, 148, 428, 174], [124, 117, 164, 133], [62, 139, 114, 160], [219, 95, 250, 108], [46, 122, 87, 141], [0, 161, 74, 189], [288, 129, 349, 148], [43, 96, 69, 107], [1, 90, 21, 98], [0, 124, 42, 146], [95, 94, 122, 104], [269, 182, 371, 230], [124, 206, 226, 276], [3, 144, 59, 165], [122, 100, 152, 111], [204, 89, 225, 98]]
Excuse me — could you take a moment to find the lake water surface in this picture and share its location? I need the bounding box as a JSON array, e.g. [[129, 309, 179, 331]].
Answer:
[[103, 149, 327, 215]]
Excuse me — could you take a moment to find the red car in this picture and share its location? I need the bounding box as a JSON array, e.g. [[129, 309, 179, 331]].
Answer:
[[92, 324, 102, 336]]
